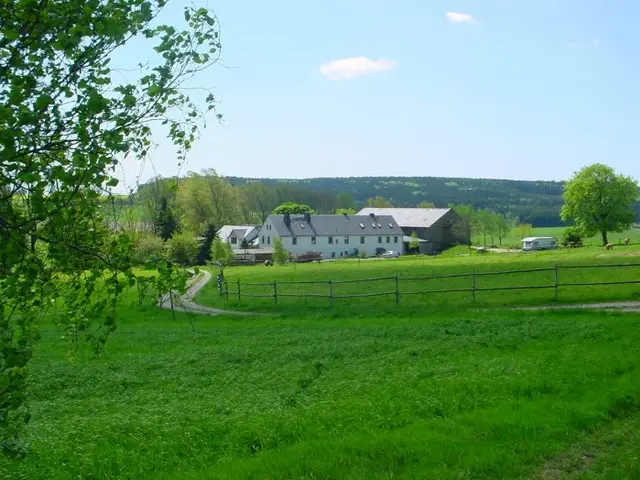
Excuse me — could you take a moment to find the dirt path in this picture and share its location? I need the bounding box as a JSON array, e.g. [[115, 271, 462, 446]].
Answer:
[[518, 301, 640, 313], [157, 270, 259, 316]]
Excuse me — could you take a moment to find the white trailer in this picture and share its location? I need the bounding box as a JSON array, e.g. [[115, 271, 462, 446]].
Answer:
[[522, 237, 558, 251]]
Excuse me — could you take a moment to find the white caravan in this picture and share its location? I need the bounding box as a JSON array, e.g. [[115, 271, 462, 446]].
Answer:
[[522, 237, 558, 251]]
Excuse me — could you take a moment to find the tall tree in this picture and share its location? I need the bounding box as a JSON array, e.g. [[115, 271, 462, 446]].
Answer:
[[175, 170, 241, 233], [0, 0, 221, 450], [451, 204, 476, 248], [155, 197, 178, 241], [416, 201, 435, 208], [561, 164, 638, 245], [272, 202, 315, 215], [365, 196, 393, 208]]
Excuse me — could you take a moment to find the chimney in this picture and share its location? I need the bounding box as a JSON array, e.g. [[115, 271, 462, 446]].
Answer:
[[304, 213, 311, 223], [369, 212, 375, 218], [284, 213, 291, 226]]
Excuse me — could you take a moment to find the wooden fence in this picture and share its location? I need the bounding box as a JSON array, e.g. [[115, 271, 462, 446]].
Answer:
[[219, 263, 640, 306]]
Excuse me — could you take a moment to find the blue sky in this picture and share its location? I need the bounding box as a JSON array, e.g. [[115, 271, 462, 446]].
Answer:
[[116, 0, 640, 190]]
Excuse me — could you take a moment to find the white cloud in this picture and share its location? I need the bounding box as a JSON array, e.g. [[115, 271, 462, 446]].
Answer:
[[319, 57, 398, 81], [445, 12, 477, 24]]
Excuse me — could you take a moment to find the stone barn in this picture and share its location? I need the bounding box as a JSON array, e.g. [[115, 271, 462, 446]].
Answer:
[[356, 208, 462, 254]]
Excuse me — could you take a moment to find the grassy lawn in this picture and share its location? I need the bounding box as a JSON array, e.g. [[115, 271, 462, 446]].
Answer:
[[197, 245, 640, 314], [2, 303, 640, 479]]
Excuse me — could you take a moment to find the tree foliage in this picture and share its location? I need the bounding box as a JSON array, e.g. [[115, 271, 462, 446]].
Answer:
[[0, 0, 221, 452], [210, 236, 233, 264], [561, 164, 638, 245], [451, 205, 476, 247], [365, 196, 393, 208], [175, 170, 240, 234], [195, 224, 217, 266], [272, 202, 315, 215], [272, 237, 289, 265]]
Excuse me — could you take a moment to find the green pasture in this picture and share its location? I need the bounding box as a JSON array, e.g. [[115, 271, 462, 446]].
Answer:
[[487, 226, 640, 248], [3, 299, 640, 479], [197, 244, 640, 315]]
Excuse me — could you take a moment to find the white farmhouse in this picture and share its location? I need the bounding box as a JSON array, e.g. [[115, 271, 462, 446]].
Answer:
[[217, 225, 259, 249], [259, 213, 405, 259]]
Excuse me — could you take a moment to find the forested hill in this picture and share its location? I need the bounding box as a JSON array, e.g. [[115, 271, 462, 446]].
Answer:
[[227, 176, 568, 227]]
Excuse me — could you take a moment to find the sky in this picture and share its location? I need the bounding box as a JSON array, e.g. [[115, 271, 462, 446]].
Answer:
[[114, 0, 640, 191]]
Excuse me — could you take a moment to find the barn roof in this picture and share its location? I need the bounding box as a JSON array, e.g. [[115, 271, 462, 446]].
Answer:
[[357, 208, 453, 229]]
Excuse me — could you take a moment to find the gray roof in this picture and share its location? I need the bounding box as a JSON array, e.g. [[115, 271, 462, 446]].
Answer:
[[217, 225, 259, 242], [267, 214, 404, 237], [357, 208, 453, 228]]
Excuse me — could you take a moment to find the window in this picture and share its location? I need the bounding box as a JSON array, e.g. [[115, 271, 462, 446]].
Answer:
[[386, 236, 390, 244], [292, 237, 297, 245], [394, 236, 398, 243], [359, 223, 365, 229], [371, 223, 376, 228], [377, 223, 382, 228], [261, 236, 264, 243], [389, 223, 393, 228], [344, 236, 349, 244], [378, 236, 382, 244], [230, 236, 237, 244], [267, 236, 271, 245], [360, 236, 365, 244], [328, 236, 334, 244], [311, 237, 316, 245]]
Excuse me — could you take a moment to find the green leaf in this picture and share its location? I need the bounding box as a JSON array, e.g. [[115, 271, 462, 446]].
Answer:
[[106, 178, 119, 187], [35, 94, 53, 110]]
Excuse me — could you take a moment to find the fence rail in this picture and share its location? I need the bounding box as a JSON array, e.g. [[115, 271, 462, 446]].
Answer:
[[218, 263, 640, 306]]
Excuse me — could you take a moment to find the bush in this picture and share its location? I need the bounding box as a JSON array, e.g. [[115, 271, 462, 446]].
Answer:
[[562, 227, 584, 247], [133, 233, 165, 265], [166, 232, 199, 266]]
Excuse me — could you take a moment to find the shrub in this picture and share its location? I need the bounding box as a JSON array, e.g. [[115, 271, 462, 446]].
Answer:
[[133, 233, 165, 265], [166, 232, 199, 266], [562, 227, 584, 247]]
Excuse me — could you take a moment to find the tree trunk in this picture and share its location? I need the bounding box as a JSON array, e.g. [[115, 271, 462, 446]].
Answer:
[[601, 231, 608, 246]]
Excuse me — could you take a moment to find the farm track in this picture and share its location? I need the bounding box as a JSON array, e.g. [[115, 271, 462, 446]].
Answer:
[[159, 270, 640, 315], [157, 270, 263, 316]]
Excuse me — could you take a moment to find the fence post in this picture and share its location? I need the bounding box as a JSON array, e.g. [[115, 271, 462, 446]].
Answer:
[[236, 278, 241, 302], [395, 274, 399, 305], [224, 281, 229, 300], [328, 280, 333, 307], [554, 264, 558, 301], [273, 281, 278, 304], [472, 269, 476, 302]]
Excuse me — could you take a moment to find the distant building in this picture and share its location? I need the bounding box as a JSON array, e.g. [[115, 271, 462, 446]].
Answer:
[[217, 225, 259, 249], [259, 213, 405, 259], [357, 208, 461, 254]]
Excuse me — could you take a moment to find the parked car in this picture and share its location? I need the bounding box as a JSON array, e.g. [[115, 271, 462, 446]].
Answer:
[[380, 250, 400, 258]]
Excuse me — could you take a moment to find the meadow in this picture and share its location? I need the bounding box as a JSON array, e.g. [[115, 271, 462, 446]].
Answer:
[[494, 225, 640, 249], [3, 245, 640, 479], [197, 245, 640, 315], [3, 303, 640, 479]]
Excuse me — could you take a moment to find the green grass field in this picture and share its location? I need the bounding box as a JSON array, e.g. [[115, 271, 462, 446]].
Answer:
[[4, 247, 640, 479], [197, 245, 640, 315], [3, 303, 640, 479], [485, 226, 640, 248]]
